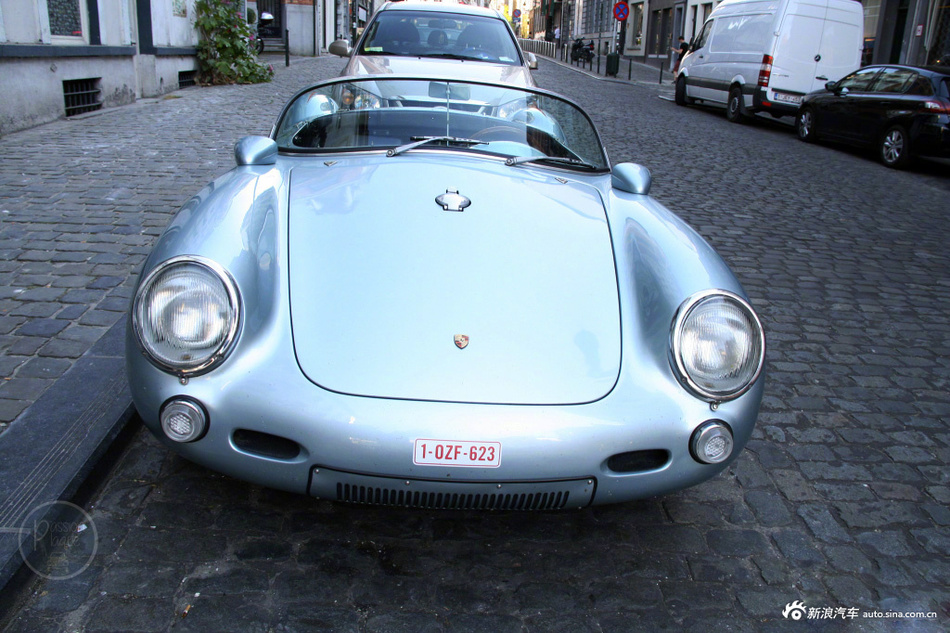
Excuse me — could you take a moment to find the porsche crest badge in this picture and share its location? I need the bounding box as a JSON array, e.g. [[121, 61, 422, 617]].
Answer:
[[454, 335, 469, 349]]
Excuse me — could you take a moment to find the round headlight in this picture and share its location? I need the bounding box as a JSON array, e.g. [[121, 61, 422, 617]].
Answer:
[[671, 291, 764, 401], [133, 257, 240, 375]]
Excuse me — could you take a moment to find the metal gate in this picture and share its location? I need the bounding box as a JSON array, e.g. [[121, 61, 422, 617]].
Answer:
[[257, 0, 283, 39]]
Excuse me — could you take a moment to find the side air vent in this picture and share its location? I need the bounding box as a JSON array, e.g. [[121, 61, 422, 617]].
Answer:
[[232, 429, 302, 461], [63, 78, 102, 116], [606, 449, 670, 473], [310, 467, 596, 510]]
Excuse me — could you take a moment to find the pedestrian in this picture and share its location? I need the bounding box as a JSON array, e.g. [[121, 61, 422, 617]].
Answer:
[[670, 36, 689, 75], [554, 26, 560, 47]]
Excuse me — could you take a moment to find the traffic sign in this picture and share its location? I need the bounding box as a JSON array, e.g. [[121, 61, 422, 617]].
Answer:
[[613, 1, 629, 21], [513, 9, 521, 18]]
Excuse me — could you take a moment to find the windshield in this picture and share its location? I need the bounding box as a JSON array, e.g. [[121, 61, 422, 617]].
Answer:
[[273, 78, 609, 171], [359, 11, 521, 65]]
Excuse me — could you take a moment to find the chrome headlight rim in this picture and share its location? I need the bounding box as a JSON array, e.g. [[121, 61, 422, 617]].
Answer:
[[670, 289, 765, 402], [133, 255, 241, 377]]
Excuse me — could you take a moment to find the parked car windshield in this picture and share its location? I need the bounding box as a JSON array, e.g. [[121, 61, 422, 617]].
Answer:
[[358, 11, 521, 65], [274, 78, 609, 171]]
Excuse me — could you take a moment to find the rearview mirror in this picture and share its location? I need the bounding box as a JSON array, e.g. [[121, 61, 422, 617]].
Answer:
[[825, 80, 837, 91], [428, 82, 471, 101], [611, 163, 652, 195], [235, 136, 277, 166], [328, 40, 351, 57], [527, 52, 538, 70]]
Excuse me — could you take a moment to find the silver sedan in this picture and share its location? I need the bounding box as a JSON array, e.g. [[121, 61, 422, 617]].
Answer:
[[328, 2, 537, 87]]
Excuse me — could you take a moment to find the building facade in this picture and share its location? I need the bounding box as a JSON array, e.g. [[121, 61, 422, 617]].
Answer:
[[622, 0, 950, 69], [0, 0, 340, 136]]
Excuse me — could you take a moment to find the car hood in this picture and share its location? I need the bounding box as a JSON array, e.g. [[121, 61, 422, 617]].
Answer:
[[287, 157, 620, 405], [345, 55, 535, 86]]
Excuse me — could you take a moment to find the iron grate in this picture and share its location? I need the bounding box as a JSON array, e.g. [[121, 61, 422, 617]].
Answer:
[[178, 70, 197, 88], [63, 78, 102, 116]]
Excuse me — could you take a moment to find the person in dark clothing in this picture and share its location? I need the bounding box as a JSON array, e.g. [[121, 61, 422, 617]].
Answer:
[[671, 36, 689, 74]]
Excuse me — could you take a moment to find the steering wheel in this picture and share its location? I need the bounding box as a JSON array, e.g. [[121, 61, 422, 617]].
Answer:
[[472, 126, 527, 143]]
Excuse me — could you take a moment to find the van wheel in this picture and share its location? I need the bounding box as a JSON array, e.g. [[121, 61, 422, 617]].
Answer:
[[880, 125, 911, 169], [796, 108, 816, 143], [675, 76, 688, 106], [726, 86, 746, 123]]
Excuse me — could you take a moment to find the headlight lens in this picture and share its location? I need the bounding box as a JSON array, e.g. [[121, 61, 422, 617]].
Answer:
[[133, 257, 240, 375], [671, 291, 764, 401]]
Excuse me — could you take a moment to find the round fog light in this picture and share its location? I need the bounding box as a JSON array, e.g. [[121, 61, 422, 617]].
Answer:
[[160, 399, 207, 443], [690, 421, 734, 464]]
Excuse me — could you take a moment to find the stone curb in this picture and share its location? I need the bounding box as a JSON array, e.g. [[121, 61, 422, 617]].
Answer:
[[0, 318, 134, 598]]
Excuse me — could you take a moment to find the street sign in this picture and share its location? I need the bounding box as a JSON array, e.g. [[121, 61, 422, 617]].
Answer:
[[613, 1, 629, 21], [513, 9, 521, 18]]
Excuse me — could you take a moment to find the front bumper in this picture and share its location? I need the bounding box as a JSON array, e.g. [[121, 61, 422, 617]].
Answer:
[[912, 116, 950, 159], [128, 325, 764, 508]]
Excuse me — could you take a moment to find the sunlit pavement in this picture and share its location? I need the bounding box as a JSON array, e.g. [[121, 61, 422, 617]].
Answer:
[[1, 54, 948, 632]]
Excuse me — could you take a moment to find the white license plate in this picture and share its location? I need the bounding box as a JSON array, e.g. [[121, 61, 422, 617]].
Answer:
[[773, 92, 801, 104], [413, 439, 501, 468]]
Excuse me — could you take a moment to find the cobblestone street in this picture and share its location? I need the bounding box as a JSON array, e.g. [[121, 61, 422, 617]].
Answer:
[[1, 53, 949, 632]]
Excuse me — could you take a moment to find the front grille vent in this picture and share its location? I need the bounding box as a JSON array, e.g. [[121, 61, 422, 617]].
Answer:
[[178, 70, 197, 88], [336, 483, 571, 510], [312, 467, 596, 510], [63, 78, 102, 116]]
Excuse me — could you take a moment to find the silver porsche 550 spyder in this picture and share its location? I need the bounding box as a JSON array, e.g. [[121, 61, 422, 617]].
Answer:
[[126, 76, 765, 509]]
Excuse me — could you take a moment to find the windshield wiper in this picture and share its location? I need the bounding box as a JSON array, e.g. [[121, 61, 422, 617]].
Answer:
[[387, 136, 486, 157], [504, 155, 600, 170], [420, 53, 486, 62]]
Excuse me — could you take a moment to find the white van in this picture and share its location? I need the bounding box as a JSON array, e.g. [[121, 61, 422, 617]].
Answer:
[[675, 0, 863, 122]]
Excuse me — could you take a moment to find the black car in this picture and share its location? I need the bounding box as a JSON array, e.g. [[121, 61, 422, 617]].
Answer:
[[795, 64, 950, 168]]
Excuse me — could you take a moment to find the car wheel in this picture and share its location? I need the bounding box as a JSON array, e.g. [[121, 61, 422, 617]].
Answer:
[[726, 86, 746, 123], [880, 125, 911, 169], [255, 38, 264, 54], [796, 108, 816, 143], [675, 76, 688, 106]]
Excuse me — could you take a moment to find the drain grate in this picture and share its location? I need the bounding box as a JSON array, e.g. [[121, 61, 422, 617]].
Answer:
[[63, 78, 102, 116]]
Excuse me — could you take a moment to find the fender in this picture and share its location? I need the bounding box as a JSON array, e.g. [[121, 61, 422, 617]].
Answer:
[[136, 164, 288, 348]]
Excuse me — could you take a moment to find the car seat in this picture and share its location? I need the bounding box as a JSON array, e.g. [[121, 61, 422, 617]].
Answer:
[[456, 23, 498, 53], [374, 19, 420, 52], [427, 30, 448, 48]]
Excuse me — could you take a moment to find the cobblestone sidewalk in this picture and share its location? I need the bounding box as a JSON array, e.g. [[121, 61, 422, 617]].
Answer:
[[0, 54, 347, 432]]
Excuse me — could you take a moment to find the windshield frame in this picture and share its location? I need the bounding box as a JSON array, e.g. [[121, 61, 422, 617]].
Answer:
[[271, 77, 610, 173]]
